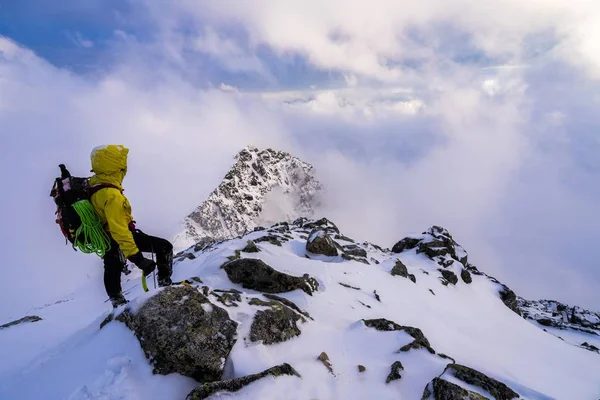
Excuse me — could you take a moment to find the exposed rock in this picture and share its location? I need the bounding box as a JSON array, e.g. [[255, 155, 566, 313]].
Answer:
[[461, 269, 473, 284], [254, 234, 283, 247], [581, 342, 600, 353], [408, 274, 417, 283], [446, 364, 519, 400], [263, 294, 313, 320], [342, 253, 370, 264], [498, 285, 521, 315], [536, 318, 556, 327], [339, 282, 361, 290], [302, 218, 340, 234], [249, 301, 305, 345], [363, 318, 435, 354], [343, 245, 367, 258], [374, 290, 381, 302], [439, 269, 458, 285], [391, 237, 421, 254], [421, 377, 489, 400], [429, 289, 436, 296], [224, 258, 318, 295], [191, 276, 203, 283], [358, 365, 366, 373], [392, 226, 468, 267], [518, 298, 600, 337], [391, 259, 408, 278], [186, 363, 301, 400], [0, 315, 42, 330], [242, 240, 260, 253], [306, 229, 339, 257], [211, 289, 242, 307], [438, 353, 456, 363], [386, 361, 404, 384], [116, 286, 237, 382], [318, 352, 334, 374], [335, 234, 355, 243]]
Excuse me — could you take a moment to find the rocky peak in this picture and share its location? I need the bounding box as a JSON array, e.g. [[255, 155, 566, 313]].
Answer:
[[173, 146, 322, 251]]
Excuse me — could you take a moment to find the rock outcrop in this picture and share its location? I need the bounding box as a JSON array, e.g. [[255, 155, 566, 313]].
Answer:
[[223, 258, 318, 295], [392, 226, 468, 267], [186, 363, 301, 400], [363, 318, 435, 354], [249, 298, 306, 344], [116, 286, 238, 382], [445, 364, 520, 400], [0, 315, 42, 330], [306, 229, 339, 257]]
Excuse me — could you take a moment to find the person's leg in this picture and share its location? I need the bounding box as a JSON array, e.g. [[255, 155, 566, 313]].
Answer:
[[132, 230, 173, 284], [103, 239, 124, 301]]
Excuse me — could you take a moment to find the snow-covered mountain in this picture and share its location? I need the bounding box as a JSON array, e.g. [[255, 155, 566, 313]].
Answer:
[[1, 218, 599, 399], [173, 146, 322, 251]]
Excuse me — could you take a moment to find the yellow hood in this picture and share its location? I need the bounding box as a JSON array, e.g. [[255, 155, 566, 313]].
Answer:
[[89, 144, 129, 189]]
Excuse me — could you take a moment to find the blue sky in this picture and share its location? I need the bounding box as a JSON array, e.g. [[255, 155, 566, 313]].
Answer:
[[1, 0, 600, 318]]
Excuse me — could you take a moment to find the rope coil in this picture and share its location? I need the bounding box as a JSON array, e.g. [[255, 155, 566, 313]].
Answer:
[[72, 200, 111, 257]]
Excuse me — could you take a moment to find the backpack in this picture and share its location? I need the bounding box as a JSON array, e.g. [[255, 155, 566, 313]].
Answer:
[[50, 164, 117, 257]]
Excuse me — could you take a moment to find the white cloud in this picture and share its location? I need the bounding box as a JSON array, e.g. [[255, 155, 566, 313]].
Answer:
[[67, 31, 94, 48], [1, 0, 600, 318]]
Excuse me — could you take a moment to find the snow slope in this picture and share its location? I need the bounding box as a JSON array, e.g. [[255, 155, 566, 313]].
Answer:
[[1, 220, 599, 400], [173, 146, 322, 251]]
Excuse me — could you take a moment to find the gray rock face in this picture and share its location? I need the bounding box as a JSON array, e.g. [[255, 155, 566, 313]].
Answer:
[[116, 286, 238, 382], [343, 245, 367, 258], [249, 300, 305, 344], [242, 240, 260, 253], [306, 229, 339, 257], [301, 218, 340, 235], [363, 318, 435, 354], [224, 258, 318, 295], [392, 226, 468, 267], [461, 269, 473, 284], [386, 361, 404, 384], [518, 298, 600, 336], [445, 364, 519, 400], [440, 269, 459, 286], [0, 315, 42, 330], [498, 285, 521, 316], [421, 377, 488, 400], [186, 363, 301, 400], [391, 259, 409, 278]]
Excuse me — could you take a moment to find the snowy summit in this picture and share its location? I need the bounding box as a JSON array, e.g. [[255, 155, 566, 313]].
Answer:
[[173, 146, 322, 251]]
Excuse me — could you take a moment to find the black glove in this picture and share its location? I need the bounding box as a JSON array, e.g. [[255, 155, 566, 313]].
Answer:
[[128, 252, 156, 276]]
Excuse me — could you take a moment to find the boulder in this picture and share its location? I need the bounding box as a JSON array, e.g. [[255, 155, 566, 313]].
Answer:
[[461, 269, 473, 284], [343, 245, 367, 258], [116, 286, 237, 382], [254, 235, 283, 247], [446, 364, 519, 400], [363, 318, 435, 354], [391, 259, 408, 278], [0, 315, 42, 330], [386, 361, 404, 384], [498, 285, 521, 315], [242, 240, 260, 253], [249, 301, 305, 345], [224, 258, 318, 295], [440, 269, 458, 285], [306, 229, 339, 257], [186, 363, 301, 400], [391, 237, 421, 254], [302, 218, 340, 234], [421, 377, 488, 400]]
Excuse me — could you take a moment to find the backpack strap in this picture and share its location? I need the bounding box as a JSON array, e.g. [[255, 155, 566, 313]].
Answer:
[[88, 183, 122, 197]]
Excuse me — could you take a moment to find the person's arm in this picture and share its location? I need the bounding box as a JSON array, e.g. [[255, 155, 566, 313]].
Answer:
[[104, 190, 139, 258]]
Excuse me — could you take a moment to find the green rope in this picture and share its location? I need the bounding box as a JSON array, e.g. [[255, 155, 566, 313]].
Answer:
[[72, 200, 111, 257]]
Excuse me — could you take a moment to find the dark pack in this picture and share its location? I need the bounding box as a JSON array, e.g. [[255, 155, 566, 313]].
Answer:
[[50, 164, 117, 251]]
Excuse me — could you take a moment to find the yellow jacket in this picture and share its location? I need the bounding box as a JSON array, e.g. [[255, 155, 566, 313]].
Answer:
[[89, 145, 139, 258]]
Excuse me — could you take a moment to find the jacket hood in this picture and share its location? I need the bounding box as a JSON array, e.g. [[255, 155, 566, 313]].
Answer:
[[89, 144, 129, 188]]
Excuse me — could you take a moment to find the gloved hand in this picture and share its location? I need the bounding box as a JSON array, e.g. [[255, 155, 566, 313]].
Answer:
[[128, 252, 156, 276]]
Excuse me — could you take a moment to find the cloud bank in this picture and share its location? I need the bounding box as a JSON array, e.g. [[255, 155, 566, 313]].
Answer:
[[1, 0, 599, 319]]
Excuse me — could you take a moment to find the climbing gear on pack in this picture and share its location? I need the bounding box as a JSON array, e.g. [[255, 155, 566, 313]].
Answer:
[[50, 164, 119, 258]]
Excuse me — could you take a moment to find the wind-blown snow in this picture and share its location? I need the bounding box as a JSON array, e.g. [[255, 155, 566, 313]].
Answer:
[[1, 222, 599, 399]]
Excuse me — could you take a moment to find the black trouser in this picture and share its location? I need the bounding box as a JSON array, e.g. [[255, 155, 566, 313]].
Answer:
[[103, 230, 173, 297]]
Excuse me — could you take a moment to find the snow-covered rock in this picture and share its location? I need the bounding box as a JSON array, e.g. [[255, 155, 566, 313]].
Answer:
[[173, 146, 322, 251], [2, 219, 600, 400]]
